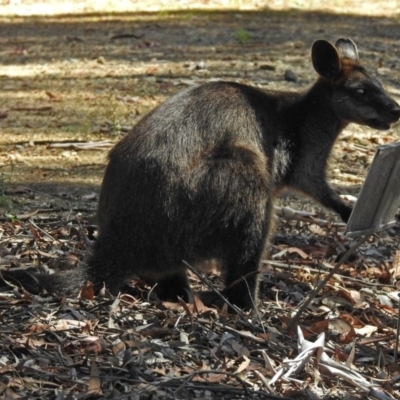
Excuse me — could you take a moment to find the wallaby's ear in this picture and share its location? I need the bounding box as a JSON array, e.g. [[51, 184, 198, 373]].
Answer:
[[334, 38, 359, 62], [312, 39, 341, 80]]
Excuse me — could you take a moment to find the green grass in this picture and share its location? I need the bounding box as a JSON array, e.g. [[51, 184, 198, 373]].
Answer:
[[235, 28, 251, 44]]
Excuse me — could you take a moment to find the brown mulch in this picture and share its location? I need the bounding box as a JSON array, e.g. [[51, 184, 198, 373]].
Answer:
[[1, 193, 399, 399]]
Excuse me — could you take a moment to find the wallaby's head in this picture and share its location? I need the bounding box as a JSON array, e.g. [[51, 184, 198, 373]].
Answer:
[[312, 38, 400, 130]]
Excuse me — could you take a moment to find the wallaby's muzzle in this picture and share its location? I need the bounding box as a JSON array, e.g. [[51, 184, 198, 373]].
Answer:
[[368, 100, 400, 130], [389, 102, 400, 122]]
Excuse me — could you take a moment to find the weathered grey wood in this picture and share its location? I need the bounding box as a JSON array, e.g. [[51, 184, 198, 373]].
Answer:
[[345, 142, 400, 237]]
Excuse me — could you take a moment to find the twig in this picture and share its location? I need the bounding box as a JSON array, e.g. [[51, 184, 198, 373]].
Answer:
[[183, 260, 249, 319], [242, 276, 266, 334], [395, 293, 400, 362], [66, 35, 85, 42], [29, 218, 57, 242], [286, 234, 370, 332], [147, 283, 158, 303], [48, 140, 112, 150], [359, 335, 396, 346], [75, 214, 91, 248], [136, 375, 291, 400], [110, 33, 144, 40], [263, 259, 394, 288], [275, 206, 346, 228], [173, 370, 253, 398], [10, 106, 53, 112], [214, 322, 266, 344], [184, 264, 268, 334]]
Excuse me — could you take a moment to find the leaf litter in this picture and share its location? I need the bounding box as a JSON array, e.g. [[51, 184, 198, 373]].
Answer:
[[0, 1, 400, 399]]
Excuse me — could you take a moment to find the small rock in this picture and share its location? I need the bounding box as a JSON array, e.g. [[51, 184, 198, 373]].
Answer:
[[284, 69, 298, 82], [197, 60, 206, 70]]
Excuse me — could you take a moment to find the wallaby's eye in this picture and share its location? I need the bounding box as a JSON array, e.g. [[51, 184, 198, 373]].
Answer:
[[355, 88, 365, 95]]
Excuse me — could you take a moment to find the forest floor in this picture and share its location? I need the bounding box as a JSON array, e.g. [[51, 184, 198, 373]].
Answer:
[[0, 1, 400, 399]]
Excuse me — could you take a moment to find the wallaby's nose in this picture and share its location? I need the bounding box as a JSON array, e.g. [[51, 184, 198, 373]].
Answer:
[[391, 103, 400, 121]]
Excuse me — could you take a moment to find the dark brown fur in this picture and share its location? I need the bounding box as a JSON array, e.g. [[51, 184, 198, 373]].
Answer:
[[4, 38, 400, 309]]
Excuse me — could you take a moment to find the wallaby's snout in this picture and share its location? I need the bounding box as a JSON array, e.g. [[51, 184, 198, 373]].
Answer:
[[369, 95, 400, 130], [364, 91, 400, 130], [388, 101, 400, 123], [368, 83, 400, 129]]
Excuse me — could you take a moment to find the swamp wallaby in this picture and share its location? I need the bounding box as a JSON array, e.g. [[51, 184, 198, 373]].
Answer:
[[4, 38, 400, 309]]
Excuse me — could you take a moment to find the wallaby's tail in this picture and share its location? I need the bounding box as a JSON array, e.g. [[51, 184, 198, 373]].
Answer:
[[1, 265, 86, 297]]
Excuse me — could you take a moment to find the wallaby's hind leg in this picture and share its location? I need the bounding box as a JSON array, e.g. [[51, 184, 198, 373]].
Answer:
[[224, 239, 266, 308], [196, 210, 271, 311], [192, 144, 272, 310], [218, 204, 272, 310]]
